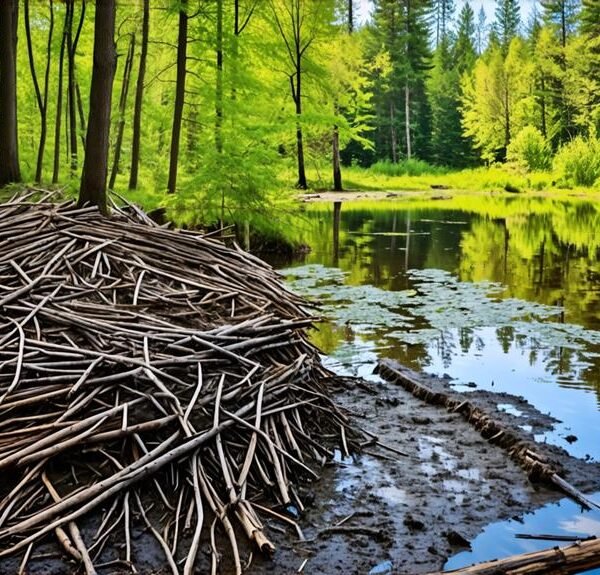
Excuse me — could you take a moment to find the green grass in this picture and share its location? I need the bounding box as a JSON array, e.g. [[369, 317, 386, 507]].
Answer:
[[338, 164, 558, 194]]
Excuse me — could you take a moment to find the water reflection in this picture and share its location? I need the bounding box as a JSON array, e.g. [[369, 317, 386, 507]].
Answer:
[[444, 491, 600, 573], [276, 197, 600, 460]]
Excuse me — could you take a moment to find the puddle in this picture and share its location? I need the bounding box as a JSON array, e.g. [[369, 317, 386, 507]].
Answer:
[[497, 403, 523, 417], [445, 491, 600, 573]]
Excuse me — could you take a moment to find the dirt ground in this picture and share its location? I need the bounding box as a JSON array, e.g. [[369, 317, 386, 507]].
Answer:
[[5, 361, 600, 575], [246, 361, 600, 575]]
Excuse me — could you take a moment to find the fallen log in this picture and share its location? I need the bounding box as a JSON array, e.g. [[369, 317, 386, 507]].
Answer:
[[427, 536, 600, 574], [377, 359, 600, 511]]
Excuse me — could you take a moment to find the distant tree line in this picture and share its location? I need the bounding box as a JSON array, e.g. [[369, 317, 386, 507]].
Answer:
[[1, 0, 600, 221]]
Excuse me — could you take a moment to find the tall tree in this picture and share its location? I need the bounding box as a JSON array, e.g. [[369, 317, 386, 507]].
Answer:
[[461, 38, 534, 160], [129, 0, 150, 190], [430, 1, 477, 166], [270, 0, 334, 189], [53, 4, 69, 184], [433, 0, 455, 47], [79, 0, 117, 213], [493, 0, 521, 53], [542, 0, 579, 47], [24, 0, 54, 184], [0, 0, 21, 186], [109, 33, 136, 190], [167, 0, 188, 194], [370, 0, 431, 161], [67, 0, 86, 173], [476, 4, 487, 53]]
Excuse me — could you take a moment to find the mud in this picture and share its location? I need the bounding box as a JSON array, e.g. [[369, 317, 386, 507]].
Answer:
[[5, 365, 600, 575], [247, 365, 600, 575]]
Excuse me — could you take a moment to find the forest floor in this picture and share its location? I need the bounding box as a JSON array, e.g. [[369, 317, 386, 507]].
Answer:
[[244, 361, 600, 575]]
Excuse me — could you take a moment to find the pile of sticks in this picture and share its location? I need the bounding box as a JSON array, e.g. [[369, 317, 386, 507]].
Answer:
[[0, 193, 354, 574]]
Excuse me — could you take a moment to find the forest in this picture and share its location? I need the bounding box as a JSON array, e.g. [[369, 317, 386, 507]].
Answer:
[[1, 0, 600, 231]]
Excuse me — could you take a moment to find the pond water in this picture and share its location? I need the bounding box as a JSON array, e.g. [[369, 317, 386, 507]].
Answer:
[[272, 195, 600, 570]]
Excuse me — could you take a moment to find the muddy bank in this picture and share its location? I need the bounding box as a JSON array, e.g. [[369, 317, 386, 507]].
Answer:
[[247, 363, 600, 575]]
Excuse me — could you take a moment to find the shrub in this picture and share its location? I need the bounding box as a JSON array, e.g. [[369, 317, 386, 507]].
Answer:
[[553, 136, 600, 187], [506, 127, 551, 171], [370, 158, 448, 177]]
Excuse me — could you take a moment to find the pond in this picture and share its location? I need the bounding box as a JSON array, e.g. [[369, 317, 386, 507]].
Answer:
[[272, 195, 600, 571]]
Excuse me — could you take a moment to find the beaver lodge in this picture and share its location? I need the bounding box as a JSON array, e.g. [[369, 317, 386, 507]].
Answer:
[[0, 193, 359, 574]]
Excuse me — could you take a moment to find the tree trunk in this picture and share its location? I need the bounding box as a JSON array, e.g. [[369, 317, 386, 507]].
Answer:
[[129, 0, 149, 190], [390, 101, 398, 163], [0, 0, 21, 186], [109, 33, 135, 190], [332, 122, 342, 191], [348, 0, 353, 33], [295, 71, 307, 190], [76, 81, 86, 149], [53, 5, 69, 184], [67, 0, 86, 174], [167, 1, 188, 195], [66, 0, 77, 173], [540, 75, 547, 139], [215, 0, 223, 153], [79, 0, 117, 214], [404, 83, 412, 160], [25, 0, 54, 184]]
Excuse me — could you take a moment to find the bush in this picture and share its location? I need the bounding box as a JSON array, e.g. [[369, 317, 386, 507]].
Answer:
[[370, 158, 448, 177], [553, 136, 600, 187], [506, 127, 551, 171]]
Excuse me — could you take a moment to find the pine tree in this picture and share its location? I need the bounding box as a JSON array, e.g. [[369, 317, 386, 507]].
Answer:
[[433, 0, 455, 46], [542, 0, 579, 46], [476, 4, 487, 53], [370, 0, 432, 161], [493, 0, 521, 53], [454, 1, 477, 73]]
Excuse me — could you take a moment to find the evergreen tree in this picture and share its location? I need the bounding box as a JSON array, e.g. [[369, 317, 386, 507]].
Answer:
[[429, 2, 477, 166], [433, 0, 455, 46], [370, 0, 432, 161], [542, 0, 579, 46], [454, 2, 477, 73], [476, 4, 487, 53], [493, 0, 521, 53]]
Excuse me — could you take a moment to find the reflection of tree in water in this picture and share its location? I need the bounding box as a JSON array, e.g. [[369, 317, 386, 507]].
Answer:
[[459, 326, 474, 354]]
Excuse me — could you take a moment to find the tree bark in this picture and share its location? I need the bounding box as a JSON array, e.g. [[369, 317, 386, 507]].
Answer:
[[167, 1, 188, 195], [216, 0, 224, 154], [109, 33, 135, 190], [404, 83, 412, 160], [129, 0, 149, 190], [67, 0, 86, 174], [0, 0, 21, 186], [390, 101, 398, 163], [294, 17, 307, 190], [53, 5, 69, 184], [332, 122, 342, 191], [79, 0, 117, 214]]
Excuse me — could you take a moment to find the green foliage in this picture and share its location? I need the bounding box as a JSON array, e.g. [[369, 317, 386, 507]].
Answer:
[[507, 126, 552, 170], [553, 136, 600, 186], [369, 159, 448, 177]]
